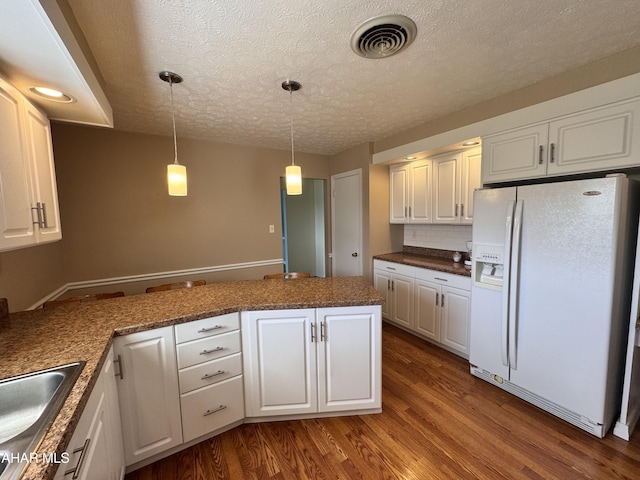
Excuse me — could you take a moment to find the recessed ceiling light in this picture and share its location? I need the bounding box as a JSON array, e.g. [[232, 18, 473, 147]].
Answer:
[[461, 140, 480, 147], [29, 86, 75, 103]]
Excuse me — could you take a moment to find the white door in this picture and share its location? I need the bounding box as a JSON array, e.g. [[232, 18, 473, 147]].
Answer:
[[408, 161, 432, 223], [114, 327, 183, 465], [373, 269, 392, 319], [432, 153, 460, 224], [440, 286, 470, 355], [390, 274, 413, 329], [242, 309, 317, 416], [317, 306, 381, 412], [331, 169, 362, 277], [414, 279, 440, 341], [389, 164, 408, 223], [460, 147, 482, 224]]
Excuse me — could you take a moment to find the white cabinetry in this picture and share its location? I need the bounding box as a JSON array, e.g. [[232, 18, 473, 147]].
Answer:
[[482, 99, 640, 184], [374, 259, 471, 357], [373, 261, 414, 330], [389, 161, 432, 223], [389, 148, 480, 225], [175, 313, 244, 443], [414, 269, 470, 355], [0, 76, 61, 252], [432, 148, 481, 225], [55, 348, 124, 480], [242, 306, 381, 418], [113, 326, 183, 466]]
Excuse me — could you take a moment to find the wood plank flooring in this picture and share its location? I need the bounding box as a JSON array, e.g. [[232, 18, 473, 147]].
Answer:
[[125, 323, 640, 479]]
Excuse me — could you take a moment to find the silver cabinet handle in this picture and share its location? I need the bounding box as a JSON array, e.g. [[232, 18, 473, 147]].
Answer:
[[460, 204, 464, 218], [387, 279, 390, 290], [320, 322, 326, 342], [201, 370, 225, 380], [64, 438, 90, 479], [441, 294, 445, 308], [539, 145, 544, 164], [204, 405, 227, 416], [198, 325, 223, 333], [455, 204, 459, 217], [550, 143, 555, 163], [114, 354, 124, 380], [409, 206, 412, 218], [434, 277, 448, 282], [200, 346, 224, 355], [391, 280, 395, 292], [41, 202, 48, 228], [311, 323, 317, 342], [435, 292, 439, 306]]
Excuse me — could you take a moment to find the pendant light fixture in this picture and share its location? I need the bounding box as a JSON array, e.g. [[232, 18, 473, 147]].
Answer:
[[282, 80, 302, 195], [159, 71, 187, 196]]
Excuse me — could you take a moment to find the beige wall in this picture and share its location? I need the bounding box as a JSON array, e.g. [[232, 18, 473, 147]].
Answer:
[[374, 45, 640, 154], [48, 125, 330, 297]]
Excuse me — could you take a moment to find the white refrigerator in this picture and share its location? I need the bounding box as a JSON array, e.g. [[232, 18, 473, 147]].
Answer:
[[470, 175, 640, 437]]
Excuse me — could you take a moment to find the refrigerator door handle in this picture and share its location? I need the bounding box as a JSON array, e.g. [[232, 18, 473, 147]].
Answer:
[[508, 199, 524, 370], [501, 200, 516, 367]]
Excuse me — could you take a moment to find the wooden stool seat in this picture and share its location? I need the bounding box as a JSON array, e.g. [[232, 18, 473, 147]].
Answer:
[[145, 280, 206, 293]]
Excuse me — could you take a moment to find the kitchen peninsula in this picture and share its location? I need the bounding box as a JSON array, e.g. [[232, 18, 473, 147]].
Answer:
[[0, 276, 382, 480]]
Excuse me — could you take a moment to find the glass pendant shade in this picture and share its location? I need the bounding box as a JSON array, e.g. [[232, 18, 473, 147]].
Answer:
[[167, 163, 187, 196], [285, 165, 302, 195]]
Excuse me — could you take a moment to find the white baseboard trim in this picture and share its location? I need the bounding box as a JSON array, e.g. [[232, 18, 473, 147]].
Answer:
[[31, 258, 283, 310]]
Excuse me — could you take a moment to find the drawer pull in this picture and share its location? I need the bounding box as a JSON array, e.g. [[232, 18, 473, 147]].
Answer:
[[204, 405, 227, 416], [198, 325, 223, 333], [201, 370, 225, 380], [64, 438, 90, 479], [434, 277, 448, 282], [200, 346, 224, 355]]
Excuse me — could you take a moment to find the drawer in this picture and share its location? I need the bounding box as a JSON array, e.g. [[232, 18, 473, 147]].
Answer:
[[178, 352, 243, 394], [175, 312, 240, 344], [180, 376, 245, 443], [414, 268, 471, 290], [176, 330, 241, 369], [373, 260, 415, 278]]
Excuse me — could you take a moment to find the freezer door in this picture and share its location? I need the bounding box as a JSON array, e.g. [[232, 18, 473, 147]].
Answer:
[[509, 177, 624, 424], [469, 187, 516, 378]]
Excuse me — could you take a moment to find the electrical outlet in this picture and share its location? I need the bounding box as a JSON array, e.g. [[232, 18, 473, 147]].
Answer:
[[269, 225, 275, 233]]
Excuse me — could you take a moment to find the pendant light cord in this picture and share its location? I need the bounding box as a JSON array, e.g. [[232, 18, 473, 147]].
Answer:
[[170, 78, 178, 165], [289, 88, 295, 167]]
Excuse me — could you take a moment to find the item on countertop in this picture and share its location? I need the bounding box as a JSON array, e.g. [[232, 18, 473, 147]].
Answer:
[[453, 252, 462, 263]]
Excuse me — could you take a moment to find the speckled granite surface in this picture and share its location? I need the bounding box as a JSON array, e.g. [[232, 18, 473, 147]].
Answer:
[[373, 249, 472, 277], [0, 276, 382, 480]]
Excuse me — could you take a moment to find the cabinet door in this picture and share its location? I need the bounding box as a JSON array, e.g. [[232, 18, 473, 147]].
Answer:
[[414, 279, 440, 341], [547, 100, 640, 176], [23, 101, 61, 244], [102, 347, 125, 479], [114, 326, 183, 466], [373, 269, 392, 320], [459, 147, 482, 224], [316, 306, 381, 412], [242, 309, 317, 417], [0, 78, 35, 251], [482, 124, 548, 184], [389, 164, 408, 223], [440, 286, 470, 355], [390, 274, 414, 329], [408, 160, 432, 223], [432, 153, 461, 224]]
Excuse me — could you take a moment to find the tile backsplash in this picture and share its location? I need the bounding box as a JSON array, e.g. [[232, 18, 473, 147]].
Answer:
[[404, 224, 472, 252]]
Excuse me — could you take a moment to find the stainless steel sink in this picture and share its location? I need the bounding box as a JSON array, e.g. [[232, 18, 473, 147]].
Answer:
[[0, 362, 85, 479]]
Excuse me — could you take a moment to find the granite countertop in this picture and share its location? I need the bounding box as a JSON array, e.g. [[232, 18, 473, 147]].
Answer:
[[374, 248, 472, 278], [0, 276, 382, 480]]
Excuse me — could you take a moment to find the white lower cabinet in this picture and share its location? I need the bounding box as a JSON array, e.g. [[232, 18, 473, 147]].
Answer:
[[174, 312, 244, 443], [113, 326, 183, 466], [373, 261, 414, 330], [374, 259, 471, 357], [242, 306, 381, 418], [55, 347, 124, 480]]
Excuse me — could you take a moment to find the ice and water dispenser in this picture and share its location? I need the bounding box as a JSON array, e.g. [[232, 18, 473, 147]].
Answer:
[[472, 244, 505, 290]]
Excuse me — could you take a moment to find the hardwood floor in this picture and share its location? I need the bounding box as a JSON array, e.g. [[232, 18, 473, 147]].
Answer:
[[125, 323, 640, 479]]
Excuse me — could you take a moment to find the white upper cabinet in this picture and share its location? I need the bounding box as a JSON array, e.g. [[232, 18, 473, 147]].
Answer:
[[389, 161, 433, 224], [482, 98, 640, 184], [0, 76, 61, 251], [459, 147, 482, 223], [432, 152, 460, 224]]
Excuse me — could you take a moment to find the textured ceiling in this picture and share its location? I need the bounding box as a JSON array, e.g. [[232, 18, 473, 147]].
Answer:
[[64, 0, 640, 156]]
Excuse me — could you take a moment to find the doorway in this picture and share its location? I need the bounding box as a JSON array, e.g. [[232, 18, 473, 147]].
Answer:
[[280, 178, 326, 277], [331, 169, 362, 277]]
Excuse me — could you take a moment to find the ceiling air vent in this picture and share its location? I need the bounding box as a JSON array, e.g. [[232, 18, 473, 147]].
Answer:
[[350, 14, 417, 59]]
